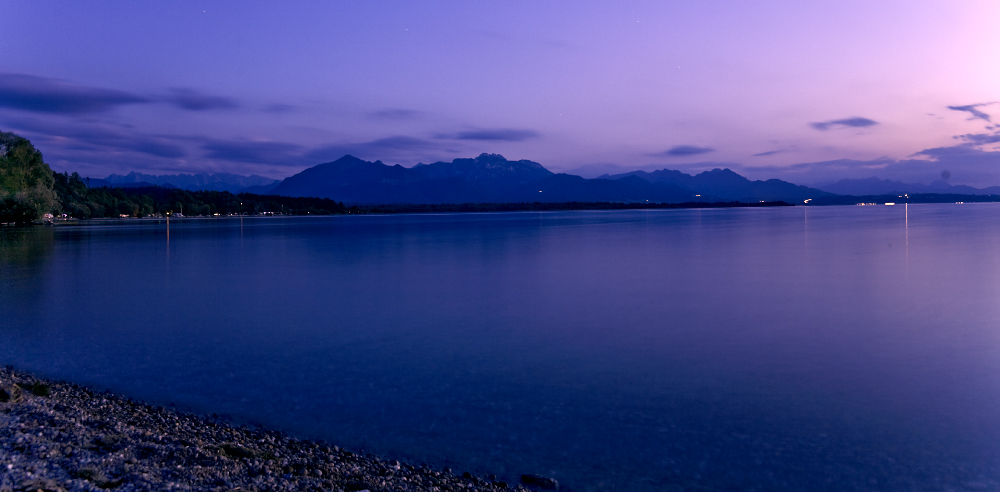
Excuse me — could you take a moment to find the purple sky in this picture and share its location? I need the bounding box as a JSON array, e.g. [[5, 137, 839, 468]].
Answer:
[[2, 1, 999, 186]]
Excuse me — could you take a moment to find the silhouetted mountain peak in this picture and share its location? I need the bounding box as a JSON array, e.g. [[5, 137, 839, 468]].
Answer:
[[694, 168, 749, 185], [473, 153, 508, 164], [414, 153, 553, 185], [320, 155, 373, 168]]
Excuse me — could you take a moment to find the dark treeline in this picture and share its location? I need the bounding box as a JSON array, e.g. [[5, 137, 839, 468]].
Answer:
[[52, 172, 348, 219], [349, 201, 794, 214]]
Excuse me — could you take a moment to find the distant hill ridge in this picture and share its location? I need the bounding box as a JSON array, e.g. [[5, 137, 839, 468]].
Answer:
[[816, 176, 1000, 196], [103, 171, 279, 194]]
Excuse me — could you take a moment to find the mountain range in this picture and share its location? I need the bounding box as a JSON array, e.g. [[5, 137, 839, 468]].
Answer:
[[268, 153, 771, 204], [91, 154, 1000, 205], [95, 172, 280, 194], [598, 168, 833, 203]]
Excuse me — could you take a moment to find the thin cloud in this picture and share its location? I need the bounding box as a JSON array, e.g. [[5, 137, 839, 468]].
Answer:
[[305, 135, 445, 163], [202, 140, 303, 164], [948, 102, 996, 122], [4, 116, 185, 158], [371, 108, 423, 119], [752, 150, 783, 157], [0, 73, 148, 114], [810, 117, 879, 131], [165, 88, 238, 111], [263, 104, 297, 114], [451, 128, 540, 142], [955, 132, 1000, 145], [367, 136, 438, 149], [653, 145, 715, 157], [741, 142, 1000, 189]]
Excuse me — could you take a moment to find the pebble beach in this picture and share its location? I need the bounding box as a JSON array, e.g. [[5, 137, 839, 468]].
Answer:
[[0, 367, 549, 492]]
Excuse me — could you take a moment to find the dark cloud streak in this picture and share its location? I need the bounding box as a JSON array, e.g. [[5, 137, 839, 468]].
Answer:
[[653, 145, 715, 157], [371, 109, 423, 119], [0, 73, 148, 114], [3, 116, 186, 158], [452, 129, 540, 141], [305, 136, 444, 163], [166, 88, 238, 111], [810, 117, 879, 131], [955, 132, 1000, 145], [947, 103, 995, 122], [202, 140, 303, 164]]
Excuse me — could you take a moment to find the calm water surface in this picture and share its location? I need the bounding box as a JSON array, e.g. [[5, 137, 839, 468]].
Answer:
[[2, 205, 1000, 491]]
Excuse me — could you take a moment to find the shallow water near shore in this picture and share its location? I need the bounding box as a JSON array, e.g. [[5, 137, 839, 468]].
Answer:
[[3, 205, 1000, 491]]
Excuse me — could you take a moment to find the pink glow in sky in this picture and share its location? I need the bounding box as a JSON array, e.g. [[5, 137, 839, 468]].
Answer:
[[1, 1, 998, 186]]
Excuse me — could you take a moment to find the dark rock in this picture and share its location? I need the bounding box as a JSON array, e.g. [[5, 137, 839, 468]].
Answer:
[[15, 478, 64, 492], [221, 443, 257, 459], [0, 384, 23, 402], [92, 433, 125, 452], [73, 466, 111, 487], [521, 473, 559, 489], [31, 383, 51, 396], [16, 381, 51, 397]]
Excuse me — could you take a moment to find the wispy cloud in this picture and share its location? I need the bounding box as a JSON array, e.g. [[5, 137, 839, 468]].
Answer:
[[305, 135, 447, 163], [0, 73, 148, 114], [448, 128, 540, 142], [752, 150, 783, 157], [202, 139, 303, 164], [948, 102, 996, 122], [810, 117, 878, 131], [4, 116, 185, 158], [653, 145, 715, 157], [371, 108, 423, 119], [955, 132, 1000, 145], [165, 88, 238, 111], [262, 103, 296, 114]]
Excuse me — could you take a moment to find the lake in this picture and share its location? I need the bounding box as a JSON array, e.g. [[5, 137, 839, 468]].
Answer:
[[2, 204, 1000, 491]]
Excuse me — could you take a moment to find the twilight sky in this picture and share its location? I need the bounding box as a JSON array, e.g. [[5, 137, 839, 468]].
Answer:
[[2, 1, 999, 186]]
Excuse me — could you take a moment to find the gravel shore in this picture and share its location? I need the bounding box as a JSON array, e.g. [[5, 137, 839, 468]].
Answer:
[[0, 367, 548, 492]]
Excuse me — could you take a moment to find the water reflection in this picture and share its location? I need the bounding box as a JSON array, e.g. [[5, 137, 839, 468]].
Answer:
[[2, 208, 1000, 491], [0, 227, 55, 334], [0, 226, 54, 269]]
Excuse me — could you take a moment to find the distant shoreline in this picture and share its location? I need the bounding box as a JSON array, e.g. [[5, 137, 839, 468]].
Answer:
[[11, 196, 1000, 228], [0, 366, 529, 491]]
